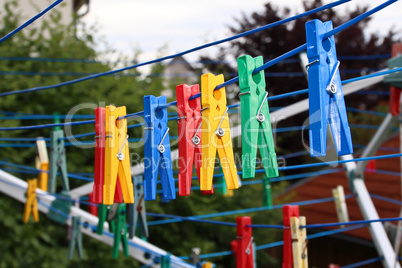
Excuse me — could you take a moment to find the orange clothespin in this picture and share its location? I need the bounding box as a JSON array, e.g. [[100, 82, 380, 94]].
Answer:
[[36, 138, 49, 191], [104, 105, 134, 205], [23, 179, 39, 223], [200, 73, 239, 191]]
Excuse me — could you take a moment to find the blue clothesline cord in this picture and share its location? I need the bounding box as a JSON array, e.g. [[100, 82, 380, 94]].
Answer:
[[0, 0, 350, 98], [340, 257, 383, 268], [0, 0, 63, 45]]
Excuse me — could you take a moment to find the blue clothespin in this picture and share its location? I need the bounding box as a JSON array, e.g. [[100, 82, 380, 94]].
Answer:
[[48, 130, 70, 193], [305, 19, 353, 157], [127, 175, 149, 239], [143, 95, 176, 201], [68, 216, 83, 259]]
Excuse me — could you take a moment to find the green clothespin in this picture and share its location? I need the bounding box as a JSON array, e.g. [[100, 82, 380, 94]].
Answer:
[[109, 204, 129, 259], [127, 175, 149, 240], [215, 163, 234, 197], [384, 55, 402, 88], [262, 176, 272, 207], [48, 130, 70, 193], [96, 204, 109, 235], [53, 112, 61, 131], [47, 190, 72, 224], [237, 55, 278, 179], [68, 216, 84, 259], [161, 253, 171, 268]]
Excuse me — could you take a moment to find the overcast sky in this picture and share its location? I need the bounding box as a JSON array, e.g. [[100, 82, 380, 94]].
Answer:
[[82, 0, 402, 71]]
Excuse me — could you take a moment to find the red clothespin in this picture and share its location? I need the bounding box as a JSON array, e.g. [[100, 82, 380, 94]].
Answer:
[[366, 159, 376, 174], [93, 107, 123, 204], [283, 205, 300, 268], [88, 192, 98, 217], [176, 84, 213, 196], [388, 44, 402, 116], [231, 216, 254, 268]]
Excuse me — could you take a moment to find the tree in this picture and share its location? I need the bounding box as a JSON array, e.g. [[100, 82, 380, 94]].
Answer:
[[200, 0, 401, 173]]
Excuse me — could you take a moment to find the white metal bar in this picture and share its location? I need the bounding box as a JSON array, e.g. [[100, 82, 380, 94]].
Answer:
[[353, 178, 400, 268]]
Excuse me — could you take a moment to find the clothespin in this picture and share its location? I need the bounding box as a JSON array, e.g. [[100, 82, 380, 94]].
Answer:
[[197, 262, 216, 268], [283, 205, 300, 268], [53, 112, 61, 131], [237, 54, 278, 179], [127, 175, 149, 239], [332, 185, 349, 226], [36, 138, 49, 191], [47, 190, 72, 224], [215, 164, 234, 197], [161, 253, 171, 268], [290, 216, 308, 268], [108, 203, 129, 258], [384, 43, 402, 115], [200, 73, 238, 191], [88, 193, 98, 217], [23, 178, 39, 223], [48, 130, 70, 193], [262, 176, 272, 207], [143, 95, 176, 201], [104, 105, 134, 205], [68, 216, 83, 259], [190, 248, 201, 265], [93, 107, 123, 204], [231, 216, 254, 268], [365, 159, 376, 174], [176, 84, 213, 196], [305, 19, 353, 157], [96, 204, 109, 235]]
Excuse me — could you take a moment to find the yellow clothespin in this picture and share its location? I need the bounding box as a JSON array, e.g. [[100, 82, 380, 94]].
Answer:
[[23, 179, 39, 223], [36, 138, 49, 191], [104, 105, 134, 205], [200, 73, 238, 191], [290, 216, 308, 268], [332, 185, 349, 226]]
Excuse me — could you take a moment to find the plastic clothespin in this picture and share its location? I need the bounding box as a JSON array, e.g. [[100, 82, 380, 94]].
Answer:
[[96, 204, 109, 235], [23, 178, 39, 223], [143, 95, 176, 201], [108, 203, 129, 258], [290, 216, 308, 268], [384, 43, 402, 115], [48, 130, 70, 193], [161, 253, 171, 268], [176, 84, 214, 196], [365, 159, 376, 174], [215, 164, 234, 197], [197, 262, 216, 268], [262, 176, 272, 207], [332, 185, 349, 225], [127, 175, 149, 239], [238, 54, 278, 179], [47, 190, 72, 224], [283, 205, 300, 268], [104, 105, 134, 205], [36, 138, 49, 191], [305, 19, 353, 157], [230, 216, 254, 268], [200, 73, 239, 191], [68, 216, 83, 259], [93, 107, 123, 204], [53, 112, 61, 131], [88, 193, 98, 217]]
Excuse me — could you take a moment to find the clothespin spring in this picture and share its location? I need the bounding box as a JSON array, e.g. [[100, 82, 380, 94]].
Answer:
[[192, 122, 202, 145], [117, 135, 129, 160], [215, 108, 229, 137], [326, 61, 340, 95], [301, 239, 309, 259], [158, 128, 170, 153], [256, 92, 269, 123], [245, 236, 254, 255], [305, 59, 319, 71]]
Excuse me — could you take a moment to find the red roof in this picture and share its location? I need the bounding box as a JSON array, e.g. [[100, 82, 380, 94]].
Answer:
[[283, 134, 401, 241]]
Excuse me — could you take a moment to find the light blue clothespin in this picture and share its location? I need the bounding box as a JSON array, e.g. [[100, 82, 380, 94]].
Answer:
[[127, 175, 148, 239]]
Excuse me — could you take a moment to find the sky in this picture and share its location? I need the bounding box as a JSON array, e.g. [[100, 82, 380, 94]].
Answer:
[[82, 0, 402, 73]]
